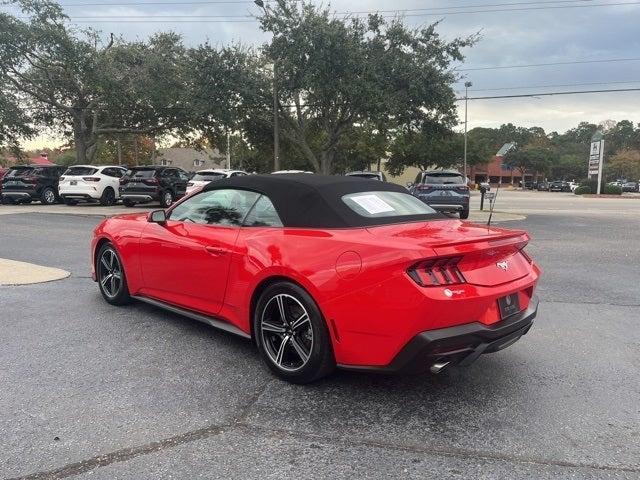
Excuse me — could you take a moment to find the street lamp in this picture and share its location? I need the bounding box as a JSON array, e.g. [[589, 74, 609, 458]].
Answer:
[[463, 81, 472, 184], [255, 0, 280, 171]]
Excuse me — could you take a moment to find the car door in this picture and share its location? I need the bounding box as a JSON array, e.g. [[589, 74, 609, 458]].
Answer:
[[175, 169, 189, 197], [137, 188, 261, 315]]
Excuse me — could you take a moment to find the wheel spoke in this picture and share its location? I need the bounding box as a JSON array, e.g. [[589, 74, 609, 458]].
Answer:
[[101, 273, 113, 289], [291, 313, 309, 331], [275, 335, 290, 366], [289, 336, 310, 363], [276, 295, 288, 325], [108, 251, 116, 269], [262, 321, 286, 334], [100, 255, 110, 270], [110, 275, 118, 295]]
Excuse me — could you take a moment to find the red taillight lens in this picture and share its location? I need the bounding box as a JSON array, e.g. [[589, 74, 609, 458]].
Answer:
[[187, 182, 193, 187], [417, 185, 432, 191], [407, 256, 466, 287], [120, 177, 129, 184], [143, 178, 159, 185], [59, 176, 66, 181], [456, 185, 469, 192], [22, 176, 37, 184], [83, 177, 100, 182]]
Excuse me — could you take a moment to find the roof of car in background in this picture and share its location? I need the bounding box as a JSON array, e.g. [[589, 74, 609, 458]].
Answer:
[[202, 173, 440, 228]]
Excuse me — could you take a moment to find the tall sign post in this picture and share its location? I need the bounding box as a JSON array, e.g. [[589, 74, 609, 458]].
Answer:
[[589, 131, 604, 195]]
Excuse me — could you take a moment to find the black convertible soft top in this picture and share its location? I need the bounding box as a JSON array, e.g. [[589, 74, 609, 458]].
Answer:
[[202, 174, 441, 228]]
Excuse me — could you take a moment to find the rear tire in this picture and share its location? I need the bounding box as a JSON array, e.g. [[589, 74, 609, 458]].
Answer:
[[96, 243, 132, 306], [254, 282, 335, 384], [41, 187, 56, 205], [123, 199, 136, 207], [460, 207, 470, 219], [99, 187, 116, 206]]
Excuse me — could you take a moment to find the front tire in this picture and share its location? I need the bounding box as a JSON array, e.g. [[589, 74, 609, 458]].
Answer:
[[254, 282, 335, 384], [97, 243, 132, 305], [160, 190, 174, 208], [41, 187, 56, 205]]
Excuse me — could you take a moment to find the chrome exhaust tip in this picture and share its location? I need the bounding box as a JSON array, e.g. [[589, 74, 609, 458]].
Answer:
[[430, 361, 450, 374]]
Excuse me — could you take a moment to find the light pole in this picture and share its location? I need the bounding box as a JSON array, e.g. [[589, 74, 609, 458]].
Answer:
[[255, 0, 280, 171], [463, 81, 472, 183]]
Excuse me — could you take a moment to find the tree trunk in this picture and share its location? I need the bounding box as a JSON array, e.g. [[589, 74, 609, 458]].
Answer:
[[319, 150, 334, 175]]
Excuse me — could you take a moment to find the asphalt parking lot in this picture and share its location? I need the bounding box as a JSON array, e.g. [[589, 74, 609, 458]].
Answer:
[[1, 190, 639, 479]]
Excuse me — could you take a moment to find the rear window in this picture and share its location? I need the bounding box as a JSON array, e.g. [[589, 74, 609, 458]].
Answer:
[[192, 172, 226, 182], [342, 191, 436, 218], [127, 169, 156, 178], [7, 167, 35, 177], [64, 167, 98, 176], [422, 173, 465, 185]]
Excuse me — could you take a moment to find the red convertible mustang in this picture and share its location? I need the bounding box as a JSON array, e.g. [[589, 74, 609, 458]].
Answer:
[[92, 174, 540, 383]]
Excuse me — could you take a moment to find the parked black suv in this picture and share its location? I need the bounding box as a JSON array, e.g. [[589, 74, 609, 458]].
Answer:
[[1, 164, 65, 205], [119, 166, 189, 207], [548, 180, 570, 192], [409, 170, 470, 219]]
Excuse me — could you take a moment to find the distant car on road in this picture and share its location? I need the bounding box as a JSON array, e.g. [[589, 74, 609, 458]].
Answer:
[[1, 164, 65, 205], [186, 169, 248, 196], [621, 181, 639, 192], [408, 170, 470, 219], [536, 181, 549, 191], [345, 171, 387, 182], [548, 180, 570, 192], [119, 166, 190, 208], [59, 165, 127, 206]]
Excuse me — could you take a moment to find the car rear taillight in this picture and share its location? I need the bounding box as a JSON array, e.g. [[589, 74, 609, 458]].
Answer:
[[417, 185, 432, 191], [59, 176, 66, 181], [83, 177, 100, 182], [187, 182, 194, 187], [407, 256, 466, 287], [143, 178, 159, 185], [456, 186, 469, 192], [120, 177, 129, 185], [22, 176, 37, 184]]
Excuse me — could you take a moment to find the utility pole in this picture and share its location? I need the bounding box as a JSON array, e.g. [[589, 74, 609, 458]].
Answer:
[[463, 81, 472, 184], [226, 130, 231, 169], [255, 0, 280, 171]]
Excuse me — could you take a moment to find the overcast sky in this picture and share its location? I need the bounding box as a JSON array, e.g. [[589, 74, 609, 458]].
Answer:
[[7, 0, 640, 149]]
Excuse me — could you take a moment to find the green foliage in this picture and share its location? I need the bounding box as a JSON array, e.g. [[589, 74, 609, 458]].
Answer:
[[575, 180, 622, 195], [603, 184, 622, 195], [573, 186, 591, 195]]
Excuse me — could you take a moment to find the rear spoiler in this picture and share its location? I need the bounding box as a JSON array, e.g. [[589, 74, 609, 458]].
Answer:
[[431, 232, 529, 257]]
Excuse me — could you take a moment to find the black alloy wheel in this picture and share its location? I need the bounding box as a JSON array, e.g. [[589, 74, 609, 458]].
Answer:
[[97, 243, 132, 305]]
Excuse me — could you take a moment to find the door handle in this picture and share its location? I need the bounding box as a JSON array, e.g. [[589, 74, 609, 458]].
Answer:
[[205, 246, 228, 256]]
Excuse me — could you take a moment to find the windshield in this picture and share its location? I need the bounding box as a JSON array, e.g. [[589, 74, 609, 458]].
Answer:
[[422, 173, 465, 185], [342, 191, 437, 218], [64, 167, 98, 176], [192, 172, 226, 182], [348, 173, 380, 180]]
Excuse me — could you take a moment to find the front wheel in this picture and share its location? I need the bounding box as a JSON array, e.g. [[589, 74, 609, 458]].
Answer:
[[99, 187, 116, 206], [97, 243, 132, 305], [41, 187, 57, 205], [254, 282, 335, 384], [160, 190, 174, 208]]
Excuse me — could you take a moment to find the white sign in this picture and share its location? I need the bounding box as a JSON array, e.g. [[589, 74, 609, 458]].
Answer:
[[349, 194, 395, 214], [588, 140, 604, 176]]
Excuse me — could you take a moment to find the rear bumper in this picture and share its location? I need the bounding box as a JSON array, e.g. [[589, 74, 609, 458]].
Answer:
[[121, 193, 156, 203], [429, 204, 466, 212], [339, 296, 538, 375]]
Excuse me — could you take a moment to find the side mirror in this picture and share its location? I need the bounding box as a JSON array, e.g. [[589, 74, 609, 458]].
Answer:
[[149, 210, 167, 224]]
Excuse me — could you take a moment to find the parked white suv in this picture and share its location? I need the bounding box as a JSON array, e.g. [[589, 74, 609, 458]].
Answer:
[[185, 169, 248, 195], [59, 165, 127, 206]]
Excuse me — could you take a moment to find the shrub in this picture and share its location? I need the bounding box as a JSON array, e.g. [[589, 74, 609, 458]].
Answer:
[[603, 184, 622, 195], [574, 186, 591, 195]]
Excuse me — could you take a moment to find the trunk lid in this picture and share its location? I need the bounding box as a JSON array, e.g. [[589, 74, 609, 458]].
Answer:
[[367, 219, 531, 287]]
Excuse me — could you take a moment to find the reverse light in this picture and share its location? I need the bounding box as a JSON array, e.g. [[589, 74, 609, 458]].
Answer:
[[407, 256, 466, 287]]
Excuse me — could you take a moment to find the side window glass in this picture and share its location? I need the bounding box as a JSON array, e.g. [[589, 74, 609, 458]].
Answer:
[[243, 195, 283, 227], [103, 168, 114, 177], [169, 189, 260, 226], [414, 173, 422, 184]]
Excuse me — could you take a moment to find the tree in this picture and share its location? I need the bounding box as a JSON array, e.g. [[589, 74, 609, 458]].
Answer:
[[1, 1, 190, 163], [0, 86, 34, 155], [607, 149, 640, 181], [257, 1, 476, 174]]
